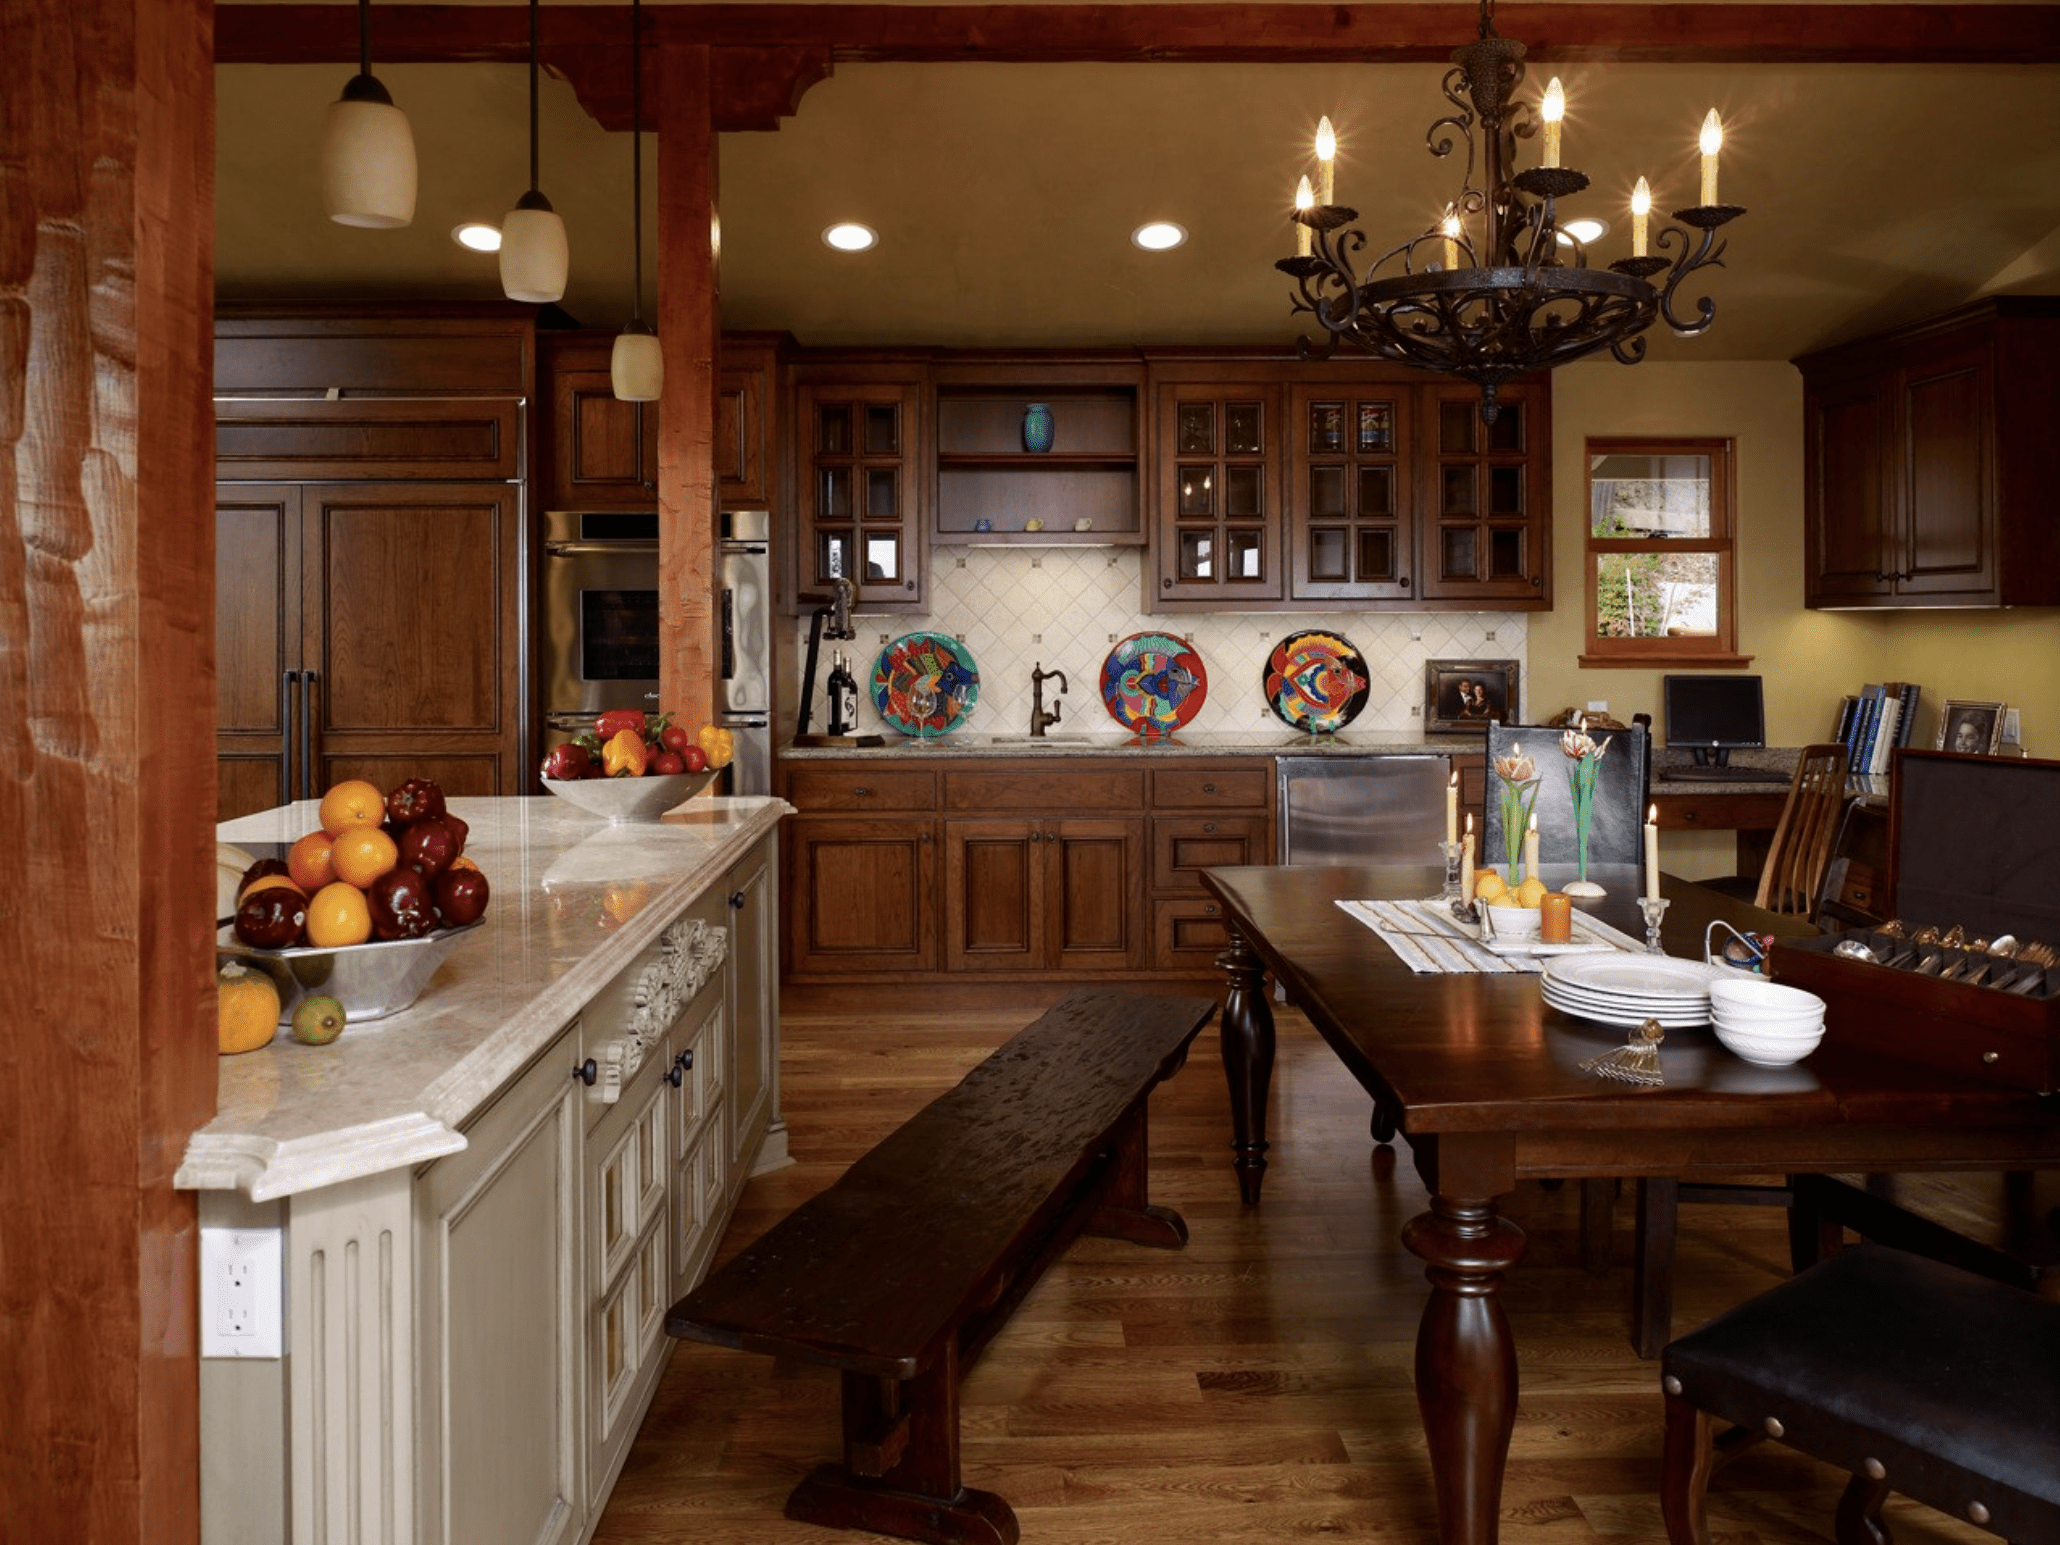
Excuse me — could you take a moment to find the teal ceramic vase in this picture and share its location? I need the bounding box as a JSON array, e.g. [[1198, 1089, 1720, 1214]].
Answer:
[[1021, 402, 1055, 453]]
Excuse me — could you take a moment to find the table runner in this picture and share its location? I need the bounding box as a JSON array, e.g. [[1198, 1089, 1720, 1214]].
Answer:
[[1338, 898, 1646, 974]]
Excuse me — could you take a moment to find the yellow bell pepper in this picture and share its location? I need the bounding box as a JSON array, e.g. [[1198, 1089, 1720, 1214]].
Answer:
[[602, 728, 650, 778], [697, 723, 735, 770]]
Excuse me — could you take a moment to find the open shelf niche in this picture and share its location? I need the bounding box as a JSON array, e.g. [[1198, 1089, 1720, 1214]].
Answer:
[[933, 380, 1143, 546]]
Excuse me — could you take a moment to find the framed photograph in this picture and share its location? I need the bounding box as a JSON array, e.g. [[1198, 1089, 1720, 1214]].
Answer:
[[1425, 659, 1519, 733], [1935, 699, 2004, 755]]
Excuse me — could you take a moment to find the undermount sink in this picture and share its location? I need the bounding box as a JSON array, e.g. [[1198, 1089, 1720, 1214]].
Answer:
[[985, 733, 1095, 747]]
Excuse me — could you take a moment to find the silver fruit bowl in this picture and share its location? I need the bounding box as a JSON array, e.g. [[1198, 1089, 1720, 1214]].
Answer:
[[539, 768, 718, 822], [217, 920, 483, 1026]]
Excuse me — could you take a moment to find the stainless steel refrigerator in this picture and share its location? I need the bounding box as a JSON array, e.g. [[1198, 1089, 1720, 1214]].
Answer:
[[717, 510, 774, 795]]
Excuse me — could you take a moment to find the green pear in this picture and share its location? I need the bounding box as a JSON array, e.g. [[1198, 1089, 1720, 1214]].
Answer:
[[291, 994, 347, 1046]]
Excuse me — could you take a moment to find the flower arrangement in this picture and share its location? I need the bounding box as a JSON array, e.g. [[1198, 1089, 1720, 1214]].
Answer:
[[1493, 745, 1542, 884], [1560, 725, 1614, 888]]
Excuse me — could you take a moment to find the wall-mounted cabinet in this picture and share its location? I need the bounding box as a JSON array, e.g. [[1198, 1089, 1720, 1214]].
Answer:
[[1151, 379, 1287, 607], [1418, 383, 1550, 605], [1798, 298, 2060, 609], [931, 363, 1145, 546], [1286, 382, 1416, 603], [793, 369, 928, 613]]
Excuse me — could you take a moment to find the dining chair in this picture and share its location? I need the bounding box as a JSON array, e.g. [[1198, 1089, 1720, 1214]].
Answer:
[[1480, 722, 1650, 872], [1701, 742, 1850, 918]]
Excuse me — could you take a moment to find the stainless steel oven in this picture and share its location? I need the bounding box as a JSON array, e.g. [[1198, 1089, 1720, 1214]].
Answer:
[[542, 509, 662, 737]]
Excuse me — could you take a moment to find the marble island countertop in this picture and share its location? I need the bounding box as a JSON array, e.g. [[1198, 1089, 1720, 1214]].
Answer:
[[179, 793, 790, 1202]]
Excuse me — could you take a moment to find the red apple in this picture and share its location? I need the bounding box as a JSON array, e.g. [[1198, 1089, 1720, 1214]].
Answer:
[[367, 868, 438, 940], [234, 886, 307, 949], [434, 867, 492, 928], [399, 818, 457, 880], [385, 777, 446, 828]]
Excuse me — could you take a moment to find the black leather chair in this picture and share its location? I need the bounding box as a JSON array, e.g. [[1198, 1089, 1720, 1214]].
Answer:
[[1481, 721, 1649, 879], [1660, 1247, 2060, 1545]]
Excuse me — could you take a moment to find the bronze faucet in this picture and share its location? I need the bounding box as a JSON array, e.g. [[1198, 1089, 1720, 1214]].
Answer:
[[1030, 663, 1068, 737]]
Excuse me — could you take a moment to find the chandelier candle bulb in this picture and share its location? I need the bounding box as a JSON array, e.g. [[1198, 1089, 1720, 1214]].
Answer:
[[1644, 804, 1662, 903], [1315, 117, 1336, 207], [1441, 209, 1462, 271], [1631, 177, 1652, 257], [1540, 78, 1565, 169], [1294, 176, 1314, 257], [1699, 110, 1723, 205]]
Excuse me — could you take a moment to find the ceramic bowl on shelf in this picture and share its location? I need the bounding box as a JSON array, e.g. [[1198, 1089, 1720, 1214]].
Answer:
[[217, 920, 484, 1026], [1484, 904, 1542, 942], [539, 769, 717, 823]]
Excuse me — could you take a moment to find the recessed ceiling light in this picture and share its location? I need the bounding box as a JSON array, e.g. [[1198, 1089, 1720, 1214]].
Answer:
[[1132, 221, 1188, 252], [1556, 217, 1610, 247], [452, 222, 502, 252], [822, 222, 878, 252]]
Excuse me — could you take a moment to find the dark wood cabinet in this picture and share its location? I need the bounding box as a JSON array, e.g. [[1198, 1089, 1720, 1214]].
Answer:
[[1286, 380, 1416, 602], [793, 370, 927, 612], [1152, 379, 1286, 607], [542, 338, 656, 511], [1799, 297, 2060, 609], [214, 479, 526, 819], [783, 815, 938, 976], [716, 335, 780, 511], [942, 817, 1146, 972], [1417, 383, 1550, 605]]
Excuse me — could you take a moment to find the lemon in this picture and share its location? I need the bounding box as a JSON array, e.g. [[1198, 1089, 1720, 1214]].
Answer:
[[1474, 871, 1509, 902], [218, 962, 281, 1056], [1515, 878, 1548, 909]]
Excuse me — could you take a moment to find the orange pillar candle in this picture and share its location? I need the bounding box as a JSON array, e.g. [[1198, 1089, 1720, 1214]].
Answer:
[[1540, 891, 1573, 944]]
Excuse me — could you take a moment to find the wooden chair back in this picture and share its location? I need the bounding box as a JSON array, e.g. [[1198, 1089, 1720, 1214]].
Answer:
[[1755, 743, 1850, 917]]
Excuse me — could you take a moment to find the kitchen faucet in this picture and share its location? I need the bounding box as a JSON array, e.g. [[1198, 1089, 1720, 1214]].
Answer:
[[1029, 663, 1068, 737]]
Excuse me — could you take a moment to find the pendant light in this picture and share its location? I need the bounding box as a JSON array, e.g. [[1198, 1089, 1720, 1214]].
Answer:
[[500, 0, 569, 304], [318, 0, 417, 228], [611, 0, 662, 401]]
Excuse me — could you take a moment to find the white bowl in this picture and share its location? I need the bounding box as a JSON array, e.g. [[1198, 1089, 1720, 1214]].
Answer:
[[1708, 976, 1825, 1018], [1484, 903, 1541, 941], [1712, 1016, 1825, 1066], [540, 769, 717, 823]]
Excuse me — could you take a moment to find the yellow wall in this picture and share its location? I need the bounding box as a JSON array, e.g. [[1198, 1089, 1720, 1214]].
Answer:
[[1531, 358, 2060, 875]]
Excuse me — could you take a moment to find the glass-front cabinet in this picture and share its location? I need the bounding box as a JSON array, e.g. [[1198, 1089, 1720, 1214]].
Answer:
[[795, 375, 926, 612], [1418, 383, 1550, 604], [1153, 382, 1284, 607], [1287, 383, 1415, 603]]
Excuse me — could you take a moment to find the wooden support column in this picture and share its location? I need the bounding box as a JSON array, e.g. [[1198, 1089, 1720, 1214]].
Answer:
[[656, 42, 720, 731], [5, 0, 219, 1541]]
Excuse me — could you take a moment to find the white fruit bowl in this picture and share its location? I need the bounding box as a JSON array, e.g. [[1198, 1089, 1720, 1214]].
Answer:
[[539, 768, 717, 823], [1484, 903, 1542, 941], [218, 920, 483, 1026]]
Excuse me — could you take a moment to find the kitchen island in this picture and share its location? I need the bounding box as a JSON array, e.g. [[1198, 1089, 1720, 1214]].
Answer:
[[184, 793, 789, 1545]]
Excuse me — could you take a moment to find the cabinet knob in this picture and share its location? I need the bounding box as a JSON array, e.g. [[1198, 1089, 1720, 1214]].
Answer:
[[919, 830, 931, 844], [1982, 1050, 2001, 1064], [572, 1058, 598, 1087], [1400, 575, 1410, 589], [729, 890, 746, 909], [853, 786, 871, 797], [1202, 782, 1217, 794], [666, 1061, 685, 1087], [905, 580, 916, 592], [1162, 577, 1173, 590], [1204, 904, 1218, 915], [1531, 575, 1543, 588], [1203, 822, 1217, 833]]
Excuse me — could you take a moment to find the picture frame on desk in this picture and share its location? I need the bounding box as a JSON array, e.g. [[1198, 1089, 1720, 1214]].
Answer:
[[1936, 699, 2004, 756], [1425, 659, 1518, 733]]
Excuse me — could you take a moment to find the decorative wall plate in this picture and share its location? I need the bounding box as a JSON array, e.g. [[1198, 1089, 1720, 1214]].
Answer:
[[871, 633, 981, 738], [1100, 632, 1208, 737], [1264, 631, 1370, 733]]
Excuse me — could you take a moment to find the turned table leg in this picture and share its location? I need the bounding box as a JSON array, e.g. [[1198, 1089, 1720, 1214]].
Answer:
[[1402, 1191, 1527, 1545], [1215, 927, 1274, 1205]]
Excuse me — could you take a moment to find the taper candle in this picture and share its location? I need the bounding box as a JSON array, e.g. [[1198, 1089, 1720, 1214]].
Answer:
[[1631, 177, 1651, 257], [1643, 804, 1661, 902], [1441, 209, 1462, 271], [1445, 770, 1460, 846], [1540, 78, 1565, 169], [1315, 116, 1337, 207], [1523, 812, 1540, 884], [1461, 818, 1475, 904], [1699, 110, 1722, 205]]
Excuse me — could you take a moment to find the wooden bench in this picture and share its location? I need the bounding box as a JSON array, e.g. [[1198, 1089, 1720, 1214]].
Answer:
[[663, 990, 1216, 1545]]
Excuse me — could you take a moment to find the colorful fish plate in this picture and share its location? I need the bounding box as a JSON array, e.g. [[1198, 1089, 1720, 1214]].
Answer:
[[1264, 630, 1370, 733], [871, 632, 981, 738], [1100, 632, 1208, 737]]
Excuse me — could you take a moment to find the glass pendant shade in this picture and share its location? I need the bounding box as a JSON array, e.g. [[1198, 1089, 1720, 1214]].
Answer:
[[499, 191, 568, 304], [611, 326, 663, 402], [319, 77, 417, 229]]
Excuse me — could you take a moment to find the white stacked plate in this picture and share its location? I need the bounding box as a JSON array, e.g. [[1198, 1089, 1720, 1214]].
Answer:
[[1541, 953, 1723, 1029], [1708, 976, 1827, 1065]]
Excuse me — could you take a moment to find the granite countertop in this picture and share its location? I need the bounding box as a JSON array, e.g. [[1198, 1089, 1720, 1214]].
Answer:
[[1649, 746, 1799, 796], [179, 794, 790, 1202], [779, 729, 1492, 760]]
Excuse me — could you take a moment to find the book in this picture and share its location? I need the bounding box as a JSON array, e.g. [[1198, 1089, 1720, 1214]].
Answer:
[[1869, 695, 1901, 775]]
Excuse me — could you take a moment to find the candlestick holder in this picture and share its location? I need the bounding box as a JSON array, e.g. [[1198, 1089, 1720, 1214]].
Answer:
[[1439, 840, 1465, 901], [1638, 896, 1671, 955]]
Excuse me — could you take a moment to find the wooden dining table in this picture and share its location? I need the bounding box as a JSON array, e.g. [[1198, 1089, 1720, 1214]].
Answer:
[[1199, 861, 2060, 1545]]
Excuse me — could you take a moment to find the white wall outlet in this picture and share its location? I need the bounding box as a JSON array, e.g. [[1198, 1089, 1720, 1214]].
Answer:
[[1587, 700, 1610, 713], [200, 1226, 284, 1359]]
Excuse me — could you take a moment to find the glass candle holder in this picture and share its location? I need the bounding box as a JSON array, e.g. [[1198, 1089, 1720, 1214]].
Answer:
[[1638, 896, 1671, 955], [1439, 839, 1465, 901]]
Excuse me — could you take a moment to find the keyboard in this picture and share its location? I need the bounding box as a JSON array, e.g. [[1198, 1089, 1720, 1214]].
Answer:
[[1666, 764, 1775, 783]]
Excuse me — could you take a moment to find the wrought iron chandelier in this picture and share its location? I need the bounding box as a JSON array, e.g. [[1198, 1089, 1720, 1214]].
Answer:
[[1277, 0, 1744, 421]]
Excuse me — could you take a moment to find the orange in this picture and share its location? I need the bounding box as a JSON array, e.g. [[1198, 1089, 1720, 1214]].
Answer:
[[447, 855, 480, 872], [318, 779, 387, 837], [287, 830, 337, 892], [217, 962, 281, 1055], [330, 826, 398, 888], [239, 872, 306, 903], [304, 881, 374, 948]]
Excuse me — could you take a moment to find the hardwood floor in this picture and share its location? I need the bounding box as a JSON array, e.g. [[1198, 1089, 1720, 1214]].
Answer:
[[592, 993, 1990, 1545]]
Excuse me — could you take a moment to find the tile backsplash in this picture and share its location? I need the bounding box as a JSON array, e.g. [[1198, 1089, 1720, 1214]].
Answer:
[[789, 546, 1530, 738]]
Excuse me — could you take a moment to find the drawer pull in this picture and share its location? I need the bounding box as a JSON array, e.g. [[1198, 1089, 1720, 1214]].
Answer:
[[852, 786, 871, 797], [1982, 1050, 2001, 1064], [729, 890, 746, 909], [1204, 904, 1217, 915], [1203, 822, 1217, 833], [1202, 782, 1217, 795], [573, 1058, 598, 1087], [667, 1049, 695, 1087]]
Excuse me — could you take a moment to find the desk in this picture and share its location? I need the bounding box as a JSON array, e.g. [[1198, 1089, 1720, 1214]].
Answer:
[[1201, 862, 2060, 1545]]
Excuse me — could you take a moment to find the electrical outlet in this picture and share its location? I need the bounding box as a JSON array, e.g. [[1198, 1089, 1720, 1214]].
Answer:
[[201, 1227, 283, 1359], [1587, 700, 1610, 714]]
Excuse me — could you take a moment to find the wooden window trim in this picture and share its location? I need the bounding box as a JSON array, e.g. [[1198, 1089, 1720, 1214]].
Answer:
[[1582, 435, 1746, 668]]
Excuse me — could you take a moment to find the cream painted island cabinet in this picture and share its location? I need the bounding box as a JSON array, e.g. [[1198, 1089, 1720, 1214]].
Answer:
[[182, 795, 790, 1545]]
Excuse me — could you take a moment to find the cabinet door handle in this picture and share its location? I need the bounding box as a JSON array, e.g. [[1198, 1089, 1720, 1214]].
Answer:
[[729, 891, 746, 910], [297, 671, 318, 803], [278, 672, 295, 808], [573, 1058, 598, 1087]]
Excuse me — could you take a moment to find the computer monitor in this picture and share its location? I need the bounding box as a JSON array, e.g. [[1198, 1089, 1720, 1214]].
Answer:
[[1662, 674, 1765, 767]]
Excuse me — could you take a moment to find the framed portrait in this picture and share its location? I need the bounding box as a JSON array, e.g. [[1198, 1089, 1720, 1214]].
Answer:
[[1425, 659, 1519, 733], [1935, 699, 2004, 755]]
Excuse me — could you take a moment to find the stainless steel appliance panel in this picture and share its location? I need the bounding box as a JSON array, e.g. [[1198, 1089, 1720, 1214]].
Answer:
[[1277, 755, 1452, 868], [717, 510, 774, 795], [542, 509, 661, 721]]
